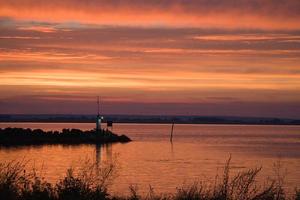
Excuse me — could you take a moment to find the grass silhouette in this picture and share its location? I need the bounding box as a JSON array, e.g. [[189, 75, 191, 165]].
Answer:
[[0, 157, 299, 200]]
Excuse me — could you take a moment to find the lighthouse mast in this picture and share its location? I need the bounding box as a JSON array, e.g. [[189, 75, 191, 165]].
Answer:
[[96, 96, 101, 132]]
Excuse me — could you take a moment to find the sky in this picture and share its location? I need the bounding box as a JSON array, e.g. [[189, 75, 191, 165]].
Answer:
[[0, 0, 300, 118]]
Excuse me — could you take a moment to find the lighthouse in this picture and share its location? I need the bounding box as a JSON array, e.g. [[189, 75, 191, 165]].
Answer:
[[96, 96, 102, 133]]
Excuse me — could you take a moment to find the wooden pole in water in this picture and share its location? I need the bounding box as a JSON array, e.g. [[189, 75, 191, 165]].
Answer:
[[170, 122, 174, 142]]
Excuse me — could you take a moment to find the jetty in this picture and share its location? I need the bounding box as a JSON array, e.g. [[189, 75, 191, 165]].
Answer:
[[0, 127, 131, 146], [0, 97, 131, 146]]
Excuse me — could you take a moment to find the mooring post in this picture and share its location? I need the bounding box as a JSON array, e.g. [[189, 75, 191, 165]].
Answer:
[[170, 122, 174, 142]]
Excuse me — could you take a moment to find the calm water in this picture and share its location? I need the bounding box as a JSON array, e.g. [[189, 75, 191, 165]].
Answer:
[[0, 123, 300, 195]]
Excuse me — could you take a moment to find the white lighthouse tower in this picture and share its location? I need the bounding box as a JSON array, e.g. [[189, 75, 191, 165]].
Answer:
[[96, 96, 102, 133]]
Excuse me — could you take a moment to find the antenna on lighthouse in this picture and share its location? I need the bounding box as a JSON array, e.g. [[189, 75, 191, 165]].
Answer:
[[97, 96, 100, 116]]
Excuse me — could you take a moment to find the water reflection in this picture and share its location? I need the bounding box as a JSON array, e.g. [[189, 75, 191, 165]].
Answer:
[[170, 141, 174, 159], [95, 144, 102, 167], [105, 143, 112, 161], [95, 143, 113, 167], [0, 123, 299, 195]]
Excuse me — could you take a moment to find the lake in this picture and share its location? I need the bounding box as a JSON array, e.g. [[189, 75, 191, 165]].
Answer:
[[0, 123, 299, 195]]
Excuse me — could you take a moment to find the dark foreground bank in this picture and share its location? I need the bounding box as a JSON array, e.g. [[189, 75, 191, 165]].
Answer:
[[0, 158, 299, 200], [0, 127, 131, 146]]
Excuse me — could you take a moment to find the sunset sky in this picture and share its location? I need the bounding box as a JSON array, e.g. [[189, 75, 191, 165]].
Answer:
[[1, 0, 300, 118]]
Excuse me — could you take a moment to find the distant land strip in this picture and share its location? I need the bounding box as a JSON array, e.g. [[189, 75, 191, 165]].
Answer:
[[0, 115, 300, 125]]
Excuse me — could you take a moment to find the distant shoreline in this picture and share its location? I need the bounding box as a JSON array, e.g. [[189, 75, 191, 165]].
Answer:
[[1, 114, 300, 125], [1, 120, 300, 125]]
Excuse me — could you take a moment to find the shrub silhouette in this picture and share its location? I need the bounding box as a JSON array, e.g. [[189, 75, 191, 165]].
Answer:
[[0, 158, 298, 200]]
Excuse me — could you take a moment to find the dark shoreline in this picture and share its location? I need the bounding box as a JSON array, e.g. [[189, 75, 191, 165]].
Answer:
[[1, 120, 300, 125], [1, 114, 300, 125], [0, 127, 131, 146]]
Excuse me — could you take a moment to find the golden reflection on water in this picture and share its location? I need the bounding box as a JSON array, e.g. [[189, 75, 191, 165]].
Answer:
[[0, 123, 300, 195]]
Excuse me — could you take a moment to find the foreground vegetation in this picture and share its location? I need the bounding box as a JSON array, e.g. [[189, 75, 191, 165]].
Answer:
[[0, 128, 131, 146], [0, 158, 299, 200]]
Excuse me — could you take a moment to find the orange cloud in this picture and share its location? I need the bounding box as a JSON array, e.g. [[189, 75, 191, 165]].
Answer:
[[0, 0, 300, 29], [193, 34, 300, 41], [17, 26, 57, 33]]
